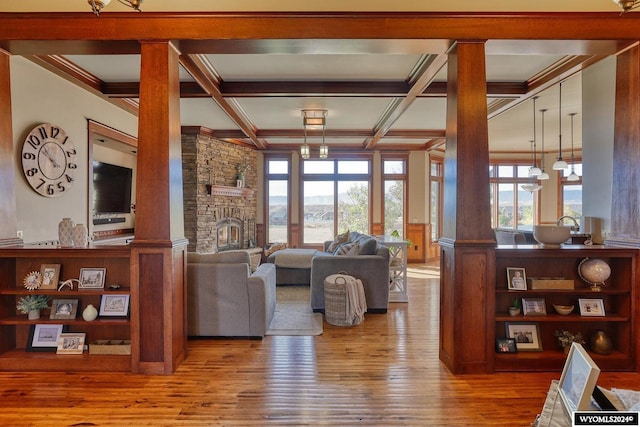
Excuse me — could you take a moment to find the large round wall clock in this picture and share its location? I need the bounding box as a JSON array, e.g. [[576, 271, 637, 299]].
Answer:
[[21, 123, 77, 197]]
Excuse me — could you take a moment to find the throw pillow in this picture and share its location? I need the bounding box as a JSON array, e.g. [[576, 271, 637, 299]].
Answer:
[[335, 241, 357, 255], [264, 242, 287, 257], [327, 230, 350, 253], [358, 238, 378, 255]]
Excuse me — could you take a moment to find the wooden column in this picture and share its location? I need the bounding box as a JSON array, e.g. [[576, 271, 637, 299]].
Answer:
[[439, 41, 496, 374], [609, 45, 640, 247], [0, 50, 20, 247], [130, 41, 188, 375]]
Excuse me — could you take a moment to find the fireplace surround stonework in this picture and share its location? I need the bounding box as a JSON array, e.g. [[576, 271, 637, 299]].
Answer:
[[181, 127, 257, 253]]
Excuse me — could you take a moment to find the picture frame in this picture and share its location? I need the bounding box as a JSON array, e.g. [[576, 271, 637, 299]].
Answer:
[[495, 338, 517, 354], [26, 324, 64, 352], [49, 299, 79, 320], [506, 267, 527, 290], [56, 332, 86, 355], [39, 264, 60, 290], [79, 267, 106, 289], [578, 298, 606, 317], [558, 342, 601, 413], [505, 322, 543, 351], [99, 294, 130, 317], [522, 297, 547, 316]]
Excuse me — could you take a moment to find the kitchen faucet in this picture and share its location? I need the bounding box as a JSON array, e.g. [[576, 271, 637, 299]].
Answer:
[[557, 215, 580, 231]]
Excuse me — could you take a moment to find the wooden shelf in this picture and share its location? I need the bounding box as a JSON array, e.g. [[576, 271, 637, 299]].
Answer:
[[207, 184, 254, 197], [492, 246, 638, 372]]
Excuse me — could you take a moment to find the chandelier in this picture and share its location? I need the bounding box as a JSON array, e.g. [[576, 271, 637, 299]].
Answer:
[[300, 109, 328, 159], [88, 0, 143, 16], [613, 0, 640, 12], [567, 113, 580, 182], [552, 81, 569, 170]]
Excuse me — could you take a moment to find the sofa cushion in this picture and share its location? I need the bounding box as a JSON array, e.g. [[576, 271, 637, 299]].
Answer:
[[334, 241, 356, 255], [188, 251, 251, 265], [327, 230, 350, 253], [358, 238, 378, 255]]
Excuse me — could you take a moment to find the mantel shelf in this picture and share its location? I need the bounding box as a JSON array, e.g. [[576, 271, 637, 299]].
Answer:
[[207, 185, 255, 198]]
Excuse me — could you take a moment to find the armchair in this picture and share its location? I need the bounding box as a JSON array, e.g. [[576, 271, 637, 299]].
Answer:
[[187, 252, 276, 338]]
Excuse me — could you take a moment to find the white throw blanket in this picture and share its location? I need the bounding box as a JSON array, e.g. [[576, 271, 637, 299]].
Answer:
[[274, 249, 318, 269]]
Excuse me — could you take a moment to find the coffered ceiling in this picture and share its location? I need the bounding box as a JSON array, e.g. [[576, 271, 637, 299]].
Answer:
[[2, 2, 635, 154]]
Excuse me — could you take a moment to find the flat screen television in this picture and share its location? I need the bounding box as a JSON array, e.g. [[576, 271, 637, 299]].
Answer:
[[92, 161, 133, 214]]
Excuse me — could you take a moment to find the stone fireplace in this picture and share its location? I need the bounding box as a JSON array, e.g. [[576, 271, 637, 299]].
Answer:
[[181, 127, 258, 253]]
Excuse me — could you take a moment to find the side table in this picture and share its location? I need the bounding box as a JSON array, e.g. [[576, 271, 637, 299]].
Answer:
[[374, 235, 408, 303]]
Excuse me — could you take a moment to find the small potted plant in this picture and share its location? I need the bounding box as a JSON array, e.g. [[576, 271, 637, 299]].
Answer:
[[554, 329, 585, 354], [16, 295, 51, 320], [508, 298, 521, 316]]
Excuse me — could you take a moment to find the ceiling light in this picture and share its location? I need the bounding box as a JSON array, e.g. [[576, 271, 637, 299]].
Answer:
[[553, 82, 569, 170], [521, 183, 543, 192], [613, 0, 640, 13], [301, 109, 328, 159], [567, 112, 580, 182], [528, 97, 542, 177], [88, 0, 143, 16]]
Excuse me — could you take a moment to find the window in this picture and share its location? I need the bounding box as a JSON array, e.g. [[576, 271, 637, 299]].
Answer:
[[560, 163, 583, 219], [490, 163, 536, 231], [302, 158, 370, 244], [265, 158, 290, 244], [430, 159, 443, 242], [383, 158, 407, 237]]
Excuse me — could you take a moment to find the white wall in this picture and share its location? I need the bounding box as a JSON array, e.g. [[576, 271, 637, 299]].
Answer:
[[581, 56, 616, 236], [11, 57, 138, 243]]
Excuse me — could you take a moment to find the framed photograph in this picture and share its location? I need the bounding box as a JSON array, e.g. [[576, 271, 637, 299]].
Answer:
[[522, 298, 547, 316], [79, 267, 106, 289], [505, 323, 543, 351], [26, 324, 64, 352], [49, 299, 79, 320], [506, 267, 527, 290], [99, 294, 130, 317], [495, 338, 517, 353], [558, 342, 601, 413], [56, 332, 86, 355], [578, 298, 606, 316], [39, 264, 60, 290]]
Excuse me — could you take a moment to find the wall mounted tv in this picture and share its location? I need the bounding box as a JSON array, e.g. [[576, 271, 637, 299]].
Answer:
[[92, 161, 133, 215]]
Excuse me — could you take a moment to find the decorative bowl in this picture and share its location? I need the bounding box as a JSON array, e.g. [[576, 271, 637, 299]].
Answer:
[[553, 304, 574, 315], [533, 225, 571, 247]]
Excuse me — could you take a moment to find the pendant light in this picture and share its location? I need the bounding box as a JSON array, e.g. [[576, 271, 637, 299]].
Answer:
[[300, 114, 310, 159], [567, 112, 580, 182], [538, 108, 550, 181], [552, 82, 569, 170], [521, 139, 543, 192], [528, 96, 542, 177]]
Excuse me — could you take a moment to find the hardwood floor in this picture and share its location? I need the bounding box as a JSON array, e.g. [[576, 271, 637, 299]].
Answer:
[[1, 262, 639, 426]]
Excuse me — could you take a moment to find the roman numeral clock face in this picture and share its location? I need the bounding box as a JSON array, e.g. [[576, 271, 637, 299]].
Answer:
[[21, 123, 77, 197]]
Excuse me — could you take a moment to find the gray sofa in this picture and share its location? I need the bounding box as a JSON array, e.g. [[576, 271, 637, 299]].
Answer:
[[187, 251, 276, 338], [310, 232, 390, 313]]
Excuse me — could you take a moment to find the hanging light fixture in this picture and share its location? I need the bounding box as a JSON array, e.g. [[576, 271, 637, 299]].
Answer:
[[522, 139, 543, 192], [301, 109, 328, 159], [88, 0, 143, 16], [613, 0, 640, 13], [538, 108, 550, 181], [567, 112, 580, 182], [553, 82, 569, 170], [528, 96, 542, 177]]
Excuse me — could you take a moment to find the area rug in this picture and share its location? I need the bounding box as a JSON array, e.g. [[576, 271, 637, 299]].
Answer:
[[266, 285, 323, 336]]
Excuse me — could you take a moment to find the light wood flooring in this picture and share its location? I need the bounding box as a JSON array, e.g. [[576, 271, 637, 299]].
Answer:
[[1, 262, 639, 426]]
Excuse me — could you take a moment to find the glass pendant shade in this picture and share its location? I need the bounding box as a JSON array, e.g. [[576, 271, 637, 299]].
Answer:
[[521, 183, 543, 192], [528, 166, 542, 177], [567, 170, 580, 181], [300, 144, 310, 159], [552, 159, 569, 170], [319, 144, 328, 159], [538, 171, 550, 181]]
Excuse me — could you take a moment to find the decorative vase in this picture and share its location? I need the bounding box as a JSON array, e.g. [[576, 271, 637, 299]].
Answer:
[[82, 304, 98, 321], [28, 309, 40, 320], [508, 307, 521, 317], [73, 223, 88, 247], [58, 218, 75, 247], [590, 329, 612, 355]]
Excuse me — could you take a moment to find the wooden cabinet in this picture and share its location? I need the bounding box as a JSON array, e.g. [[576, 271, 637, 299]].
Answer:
[[0, 245, 133, 372], [493, 245, 638, 372]]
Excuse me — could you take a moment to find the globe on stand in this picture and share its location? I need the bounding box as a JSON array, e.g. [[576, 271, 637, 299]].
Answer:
[[578, 258, 611, 292]]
